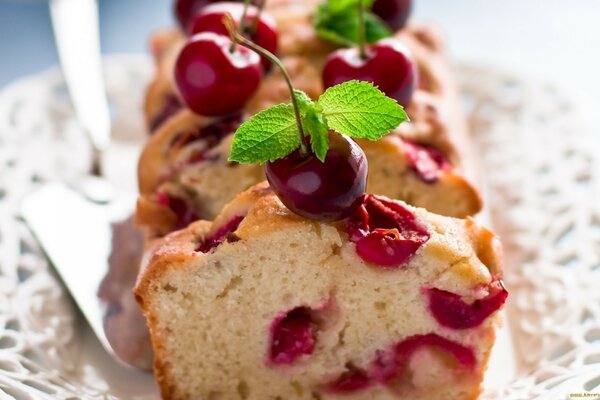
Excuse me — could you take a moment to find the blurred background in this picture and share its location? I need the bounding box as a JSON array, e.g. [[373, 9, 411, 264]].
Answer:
[[1, 0, 599, 146]]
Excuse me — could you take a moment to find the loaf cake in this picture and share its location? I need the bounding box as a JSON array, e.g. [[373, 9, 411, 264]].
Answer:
[[136, 0, 481, 238], [135, 183, 506, 400]]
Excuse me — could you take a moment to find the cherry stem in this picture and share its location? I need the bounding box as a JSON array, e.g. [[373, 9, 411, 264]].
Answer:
[[358, 0, 367, 59], [223, 14, 309, 155], [250, 0, 266, 35], [230, 0, 251, 53]]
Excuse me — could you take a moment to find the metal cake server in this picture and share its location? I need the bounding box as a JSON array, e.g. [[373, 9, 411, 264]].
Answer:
[[20, 0, 144, 368]]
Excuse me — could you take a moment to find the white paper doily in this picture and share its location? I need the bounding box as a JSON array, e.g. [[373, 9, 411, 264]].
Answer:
[[0, 56, 599, 399]]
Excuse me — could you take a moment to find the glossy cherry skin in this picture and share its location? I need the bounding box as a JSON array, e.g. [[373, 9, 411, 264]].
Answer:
[[174, 32, 262, 116], [371, 0, 412, 31], [322, 38, 418, 107], [188, 2, 278, 71], [265, 133, 368, 222], [174, 0, 252, 31]]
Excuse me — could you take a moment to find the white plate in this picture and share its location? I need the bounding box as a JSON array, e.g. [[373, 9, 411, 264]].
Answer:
[[0, 56, 599, 400]]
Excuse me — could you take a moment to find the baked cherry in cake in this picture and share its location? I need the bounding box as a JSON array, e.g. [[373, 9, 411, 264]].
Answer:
[[347, 194, 430, 267], [322, 38, 418, 107], [265, 133, 367, 222], [174, 32, 262, 116], [402, 139, 450, 183], [372, 0, 413, 31], [188, 2, 278, 70]]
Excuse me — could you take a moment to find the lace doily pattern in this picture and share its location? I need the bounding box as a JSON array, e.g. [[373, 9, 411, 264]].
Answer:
[[0, 58, 598, 399], [460, 65, 600, 399]]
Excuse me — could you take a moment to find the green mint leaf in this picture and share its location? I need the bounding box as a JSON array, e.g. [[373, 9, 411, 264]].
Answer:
[[293, 89, 315, 116], [314, 1, 391, 47], [317, 80, 408, 140], [326, 0, 374, 13], [303, 109, 329, 162], [229, 104, 301, 164]]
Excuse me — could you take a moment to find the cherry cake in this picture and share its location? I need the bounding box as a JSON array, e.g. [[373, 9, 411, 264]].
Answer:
[[135, 183, 506, 400], [137, 0, 481, 238]]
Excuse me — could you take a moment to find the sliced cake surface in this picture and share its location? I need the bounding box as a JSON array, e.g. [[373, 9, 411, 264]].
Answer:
[[136, 183, 506, 400]]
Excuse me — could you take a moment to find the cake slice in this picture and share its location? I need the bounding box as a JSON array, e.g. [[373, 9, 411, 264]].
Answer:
[[135, 183, 506, 399]]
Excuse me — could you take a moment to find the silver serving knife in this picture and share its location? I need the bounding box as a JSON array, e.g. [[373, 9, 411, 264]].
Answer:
[[21, 0, 144, 368], [21, 184, 137, 365], [49, 0, 111, 176]]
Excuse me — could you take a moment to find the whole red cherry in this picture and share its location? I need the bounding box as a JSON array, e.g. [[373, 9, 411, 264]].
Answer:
[[322, 38, 418, 107], [174, 32, 262, 116], [265, 133, 368, 222], [371, 0, 412, 31], [188, 2, 278, 70], [174, 0, 258, 31], [174, 0, 226, 31]]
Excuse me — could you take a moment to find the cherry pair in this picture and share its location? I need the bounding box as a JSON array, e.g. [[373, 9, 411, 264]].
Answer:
[[174, 1, 277, 116]]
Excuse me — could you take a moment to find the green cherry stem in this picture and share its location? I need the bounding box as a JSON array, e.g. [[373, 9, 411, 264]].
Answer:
[[249, 0, 266, 34], [358, 0, 367, 59], [230, 0, 251, 53], [224, 13, 309, 155]]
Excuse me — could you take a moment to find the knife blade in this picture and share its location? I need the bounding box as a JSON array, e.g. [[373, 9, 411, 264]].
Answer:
[[49, 0, 111, 155], [20, 183, 137, 366]]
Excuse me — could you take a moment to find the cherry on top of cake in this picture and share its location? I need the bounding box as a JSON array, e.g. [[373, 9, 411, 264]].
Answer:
[[174, 0, 412, 35], [219, 13, 408, 222], [170, 0, 418, 119]]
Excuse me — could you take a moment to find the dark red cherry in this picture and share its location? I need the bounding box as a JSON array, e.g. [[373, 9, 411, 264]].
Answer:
[[174, 0, 257, 31], [327, 368, 372, 393], [269, 307, 316, 364], [347, 194, 429, 267], [174, 0, 222, 31], [371, 0, 412, 31], [188, 2, 278, 71], [426, 280, 508, 329], [149, 93, 183, 133], [196, 215, 245, 252], [324, 333, 475, 393], [156, 192, 199, 231], [265, 133, 368, 222], [174, 32, 262, 116], [322, 38, 418, 107], [401, 139, 450, 183]]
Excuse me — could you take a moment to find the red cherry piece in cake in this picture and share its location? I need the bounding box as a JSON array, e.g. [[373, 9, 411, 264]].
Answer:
[[347, 194, 429, 267], [188, 2, 278, 71], [371, 0, 412, 31], [426, 280, 508, 329], [173, 113, 242, 166], [149, 93, 183, 133], [322, 38, 418, 107], [327, 367, 372, 393], [392, 334, 476, 370], [174, 32, 262, 116], [325, 333, 475, 393], [269, 307, 316, 365], [156, 192, 199, 231], [402, 139, 450, 183], [265, 133, 368, 222], [196, 215, 245, 252]]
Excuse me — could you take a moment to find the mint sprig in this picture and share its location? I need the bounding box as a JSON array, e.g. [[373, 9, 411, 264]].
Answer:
[[228, 104, 300, 164], [229, 80, 408, 164], [314, 0, 392, 47]]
